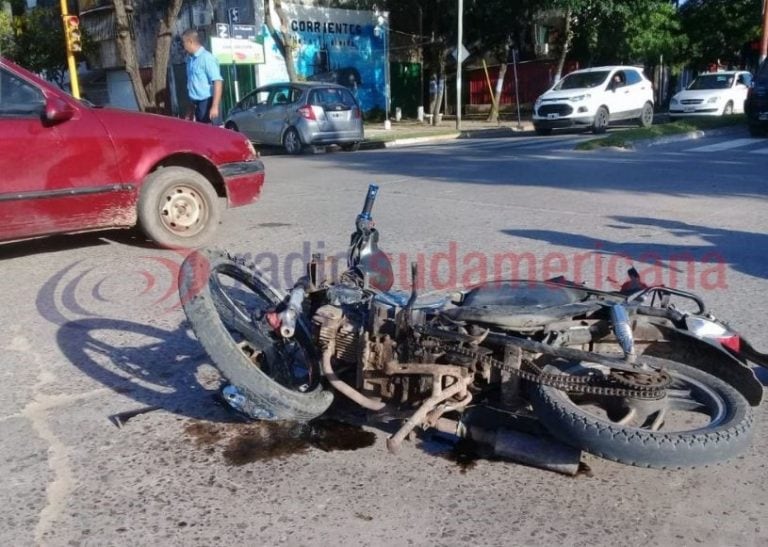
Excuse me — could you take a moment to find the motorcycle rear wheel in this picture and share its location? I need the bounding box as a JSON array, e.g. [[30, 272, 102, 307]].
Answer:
[[530, 356, 753, 468], [179, 248, 333, 421]]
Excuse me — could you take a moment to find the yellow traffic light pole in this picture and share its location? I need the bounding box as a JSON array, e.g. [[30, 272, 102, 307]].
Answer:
[[60, 0, 81, 99]]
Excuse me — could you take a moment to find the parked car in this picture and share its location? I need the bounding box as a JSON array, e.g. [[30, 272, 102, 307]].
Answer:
[[0, 57, 265, 249], [532, 66, 654, 135], [746, 60, 768, 136], [669, 71, 751, 118], [224, 82, 364, 154]]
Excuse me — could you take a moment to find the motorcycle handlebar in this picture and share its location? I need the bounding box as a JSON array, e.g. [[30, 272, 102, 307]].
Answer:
[[359, 184, 379, 221]]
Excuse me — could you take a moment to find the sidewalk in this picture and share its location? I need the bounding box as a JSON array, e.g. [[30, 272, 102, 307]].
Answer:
[[362, 117, 535, 149]]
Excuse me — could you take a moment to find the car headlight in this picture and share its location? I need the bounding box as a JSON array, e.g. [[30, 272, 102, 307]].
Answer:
[[569, 94, 590, 102], [535, 97, 542, 108], [670, 97, 679, 105], [707, 96, 720, 104]]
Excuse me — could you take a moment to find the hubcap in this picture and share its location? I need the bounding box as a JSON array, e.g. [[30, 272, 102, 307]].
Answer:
[[160, 185, 206, 236]]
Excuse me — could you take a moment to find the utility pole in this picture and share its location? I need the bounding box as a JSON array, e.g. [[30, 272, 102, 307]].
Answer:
[[761, 0, 768, 63], [60, 0, 81, 99], [456, 0, 463, 131]]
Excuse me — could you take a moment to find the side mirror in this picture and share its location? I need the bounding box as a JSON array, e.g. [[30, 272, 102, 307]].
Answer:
[[44, 96, 76, 124]]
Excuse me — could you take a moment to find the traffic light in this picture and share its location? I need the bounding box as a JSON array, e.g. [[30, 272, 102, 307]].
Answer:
[[64, 15, 82, 53]]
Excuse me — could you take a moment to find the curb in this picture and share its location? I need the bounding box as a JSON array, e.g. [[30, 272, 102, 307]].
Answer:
[[360, 125, 530, 150]]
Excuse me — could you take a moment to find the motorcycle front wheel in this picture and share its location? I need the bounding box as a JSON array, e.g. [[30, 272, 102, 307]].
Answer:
[[179, 248, 333, 421], [530, 356, 754, 468]]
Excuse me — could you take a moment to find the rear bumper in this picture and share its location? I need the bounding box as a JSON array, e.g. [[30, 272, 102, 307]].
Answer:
[[219, 160, 265, 208], [299, 126, 364, 145]]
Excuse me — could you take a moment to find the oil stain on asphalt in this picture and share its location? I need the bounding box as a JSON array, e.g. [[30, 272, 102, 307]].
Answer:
[[184, 419, 377, 466]]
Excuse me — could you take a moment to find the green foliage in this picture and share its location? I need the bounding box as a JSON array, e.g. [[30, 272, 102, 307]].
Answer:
[[13, 8, 69, 86], [624, 2, 687, 64], [575, 114, 746, 150], [680, 0, 762, 69], [0, 8, 15, 58]]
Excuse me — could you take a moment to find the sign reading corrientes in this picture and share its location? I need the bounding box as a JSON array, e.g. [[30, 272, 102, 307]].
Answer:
[[264, 4, 389, 114]]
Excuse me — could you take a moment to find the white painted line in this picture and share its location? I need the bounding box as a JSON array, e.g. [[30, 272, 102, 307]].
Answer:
[[685, 138, 757, 152], [750, 147, 768, 154]]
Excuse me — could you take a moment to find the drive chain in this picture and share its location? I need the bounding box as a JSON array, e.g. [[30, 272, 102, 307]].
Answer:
[[423, 337, 672, 399]]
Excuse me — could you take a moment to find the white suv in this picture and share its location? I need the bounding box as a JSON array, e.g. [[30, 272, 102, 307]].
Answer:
[[533, 66, 655, 135]]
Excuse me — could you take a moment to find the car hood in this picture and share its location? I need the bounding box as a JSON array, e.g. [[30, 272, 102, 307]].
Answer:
[[538, 88, 597, 101], [673, 89, 727, 101], [91, 107, 254, 165]]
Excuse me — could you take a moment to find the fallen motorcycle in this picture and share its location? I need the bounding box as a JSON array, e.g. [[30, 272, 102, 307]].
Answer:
[[179, 185, 766, 471]]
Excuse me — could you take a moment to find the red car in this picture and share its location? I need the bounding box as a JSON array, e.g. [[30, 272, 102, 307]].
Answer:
[[0, 57, 265, 249]]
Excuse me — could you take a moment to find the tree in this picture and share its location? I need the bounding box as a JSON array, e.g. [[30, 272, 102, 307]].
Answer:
[[13, 8, 69, 87], [680, 0, 761, 69], [113, 0, 184, 113], [625, 2, 687, 66], [0, 6, 14, 59], [264, 0, 299, 82], [464, 1, 540, 122]]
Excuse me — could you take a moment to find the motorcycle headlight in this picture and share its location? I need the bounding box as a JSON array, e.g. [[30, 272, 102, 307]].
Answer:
[[707, 96, 720, 104]]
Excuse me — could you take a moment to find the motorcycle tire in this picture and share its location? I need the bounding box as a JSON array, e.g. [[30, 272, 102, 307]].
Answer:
[[530, 356, 754, 468], [179, 248, 333, 421]]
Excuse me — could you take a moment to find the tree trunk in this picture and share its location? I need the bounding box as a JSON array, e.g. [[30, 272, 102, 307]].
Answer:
[[553, 7, 573, 83], [149, 0, 184, 113], [431, 57, 445, 125], [487, 44, 509, 123], [113, 0, 183, 113], [266, 0, 298, 82], [113, 0, 151, 111]]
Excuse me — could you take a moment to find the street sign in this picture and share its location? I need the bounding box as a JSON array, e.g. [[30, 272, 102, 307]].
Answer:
[[450, 44, 470, 64], [232, 24, 257, 40], [216, 23, 230, 39]]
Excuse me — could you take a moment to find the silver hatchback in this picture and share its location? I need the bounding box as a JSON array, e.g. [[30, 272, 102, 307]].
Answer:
[[224, 82, 364, 154]]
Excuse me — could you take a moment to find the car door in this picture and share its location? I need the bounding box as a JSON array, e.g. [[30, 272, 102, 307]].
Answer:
[[603, 71, 628, 119], [257, 85, 294, 145], [234, 87, 271, 142], [0, 64, 123, 241], [623, 69, 649, 115], [734, 73, 751, 113]]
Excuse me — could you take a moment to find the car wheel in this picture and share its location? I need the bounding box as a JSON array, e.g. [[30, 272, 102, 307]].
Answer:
[[638, 102, 654, 128], [137, 166, 221, 249], [225, 121, 239, 132], [723, 101, 734, 116], [592, 107, 609, 134], [283, 128, 303, 155], [340, 142, 360, 152], [534, 126, 553, 136]]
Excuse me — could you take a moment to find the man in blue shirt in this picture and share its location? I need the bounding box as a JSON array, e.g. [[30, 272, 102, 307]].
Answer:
[[182, 29, 223, 124]]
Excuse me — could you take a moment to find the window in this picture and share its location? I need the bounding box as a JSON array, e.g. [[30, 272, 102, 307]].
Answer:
[[0, 68, 45, 117], [625, 70, 642, 85], [308, 87, 356, 110], [737, 73, 752, 87], [555, 71, 609, 90]]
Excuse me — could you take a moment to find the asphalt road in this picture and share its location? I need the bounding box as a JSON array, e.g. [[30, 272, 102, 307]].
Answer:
[[2, 127, 768, 547]]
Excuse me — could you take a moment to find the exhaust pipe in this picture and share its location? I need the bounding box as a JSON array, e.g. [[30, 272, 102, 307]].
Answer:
[[434, 418, 581, 476]]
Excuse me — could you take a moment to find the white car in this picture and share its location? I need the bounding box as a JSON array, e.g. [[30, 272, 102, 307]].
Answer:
[[669, 71, 752, 117], [533, 66, 655, 135]]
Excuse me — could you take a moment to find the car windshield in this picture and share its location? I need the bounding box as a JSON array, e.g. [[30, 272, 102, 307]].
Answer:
[[688, 74, 734, 90], [555, 71, 610, 90]]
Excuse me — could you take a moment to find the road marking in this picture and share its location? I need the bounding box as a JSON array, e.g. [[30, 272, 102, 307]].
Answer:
[[685, 138, 756, 152], [750, 147, 768, 154]]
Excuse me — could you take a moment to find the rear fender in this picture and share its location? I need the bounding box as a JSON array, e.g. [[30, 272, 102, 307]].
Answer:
[[641, 325, 763, 406]]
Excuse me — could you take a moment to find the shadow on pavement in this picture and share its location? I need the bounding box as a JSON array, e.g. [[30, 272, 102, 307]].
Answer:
[[0, 228, 156, 260], [56, 317, 238, 423], [502, 215, 768, 283]]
